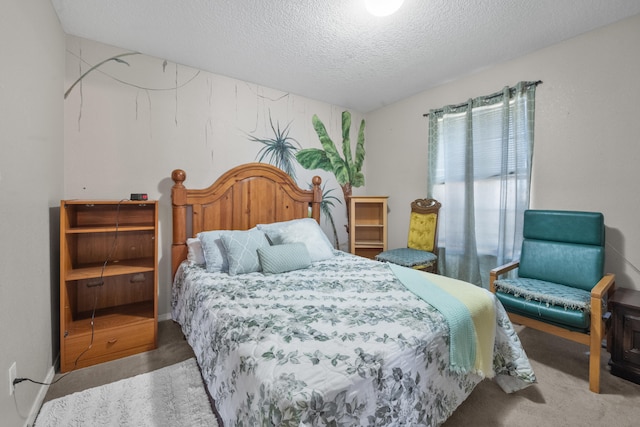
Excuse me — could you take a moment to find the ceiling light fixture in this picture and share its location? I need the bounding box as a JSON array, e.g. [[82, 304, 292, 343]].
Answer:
[[365, 0, 405, 17]]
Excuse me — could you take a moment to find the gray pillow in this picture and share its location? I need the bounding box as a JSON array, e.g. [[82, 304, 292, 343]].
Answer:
[[258, 243, 311, 274], [257, 218, 334, 262], [220, 229, 270, 275]]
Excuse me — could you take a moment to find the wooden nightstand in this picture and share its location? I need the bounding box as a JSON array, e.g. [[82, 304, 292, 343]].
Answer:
[[608, 287, 640, 385]]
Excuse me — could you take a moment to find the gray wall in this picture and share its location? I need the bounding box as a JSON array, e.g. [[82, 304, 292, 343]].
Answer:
[[0, 1, 64, 425], [1, 4, 639, 425], [365, 13, 640, 291]]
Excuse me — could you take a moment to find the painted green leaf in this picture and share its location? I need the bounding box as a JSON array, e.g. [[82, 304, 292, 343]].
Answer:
[[295, 148, 333, 171], [296, 111, 366, 192], [333, 164, 350, 186], [351, 171, 365, 188], [341, 111, 353, 173], [312, 115, 349, 181], [355, 119, 366, 173]]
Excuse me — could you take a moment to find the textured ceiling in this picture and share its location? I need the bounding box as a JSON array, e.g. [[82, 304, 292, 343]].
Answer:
[[51, 0, 640, 113]]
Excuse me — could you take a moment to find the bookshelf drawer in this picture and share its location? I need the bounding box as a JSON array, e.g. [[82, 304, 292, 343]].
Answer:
[[63, 321, 155, 371]]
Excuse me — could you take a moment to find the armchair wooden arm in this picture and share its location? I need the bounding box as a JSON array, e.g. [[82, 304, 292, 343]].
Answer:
[[590, 273, 616, 300], [489, 260, 520, 293], [590, 273, 617, 339], [588, 272, 616, 393]]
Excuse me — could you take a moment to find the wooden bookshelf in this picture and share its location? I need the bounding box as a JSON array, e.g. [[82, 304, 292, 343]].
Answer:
[[59, 200, 158, 372], [349, 196, 388, 259]]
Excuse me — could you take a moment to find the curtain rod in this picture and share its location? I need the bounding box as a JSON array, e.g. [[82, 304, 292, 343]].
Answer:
[[422, 80, 542, 117]]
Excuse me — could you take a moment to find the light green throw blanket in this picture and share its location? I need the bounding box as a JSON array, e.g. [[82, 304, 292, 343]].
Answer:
[[389, 264, 496, 377]]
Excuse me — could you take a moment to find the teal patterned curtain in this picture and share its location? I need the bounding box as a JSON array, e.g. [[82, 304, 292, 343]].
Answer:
[[427, 81, 539, 287]]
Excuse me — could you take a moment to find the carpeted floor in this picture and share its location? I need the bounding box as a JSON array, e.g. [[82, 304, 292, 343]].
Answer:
[[42, 320, 640, 426], [43, 320, 196, 402], [444, 326, 640, 427], [36, 358, 217, 426]]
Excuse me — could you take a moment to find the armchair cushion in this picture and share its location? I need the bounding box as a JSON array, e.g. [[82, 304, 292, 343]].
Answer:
[[494, 278, 594, 331], [495, 291, 590, 331], [375, 247, 437, 268], [518, 240, 605, 291], [523, 210, 604, 245], [494, 278, 592, 312]]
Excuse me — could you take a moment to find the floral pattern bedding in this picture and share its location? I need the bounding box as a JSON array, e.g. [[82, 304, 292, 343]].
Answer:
[[172, 251, 535, 427]]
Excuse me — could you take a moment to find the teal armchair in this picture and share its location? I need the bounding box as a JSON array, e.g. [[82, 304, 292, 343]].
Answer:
[[490, 210, 616, 393]]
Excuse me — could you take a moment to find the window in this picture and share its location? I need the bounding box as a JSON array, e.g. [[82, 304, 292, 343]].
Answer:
[[427, 81, 539, 287]]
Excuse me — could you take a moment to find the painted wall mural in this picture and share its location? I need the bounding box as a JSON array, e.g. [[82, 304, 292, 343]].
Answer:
[[63, 36, 367, 314], [247, 112, 301, 180], [296, 111, 366, 229], [247, 111, 366, 248], [64, 52, 141, 99]]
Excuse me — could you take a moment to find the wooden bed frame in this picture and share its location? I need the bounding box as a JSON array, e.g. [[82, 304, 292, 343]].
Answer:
[[170, 162, 323, 277]]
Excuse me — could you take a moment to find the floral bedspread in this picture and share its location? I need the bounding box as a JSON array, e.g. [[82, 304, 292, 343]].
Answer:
[[172, 251, 535, 426]]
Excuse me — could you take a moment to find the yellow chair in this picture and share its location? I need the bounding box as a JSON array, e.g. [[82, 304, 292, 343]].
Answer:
[[375, 199, 441, 273]]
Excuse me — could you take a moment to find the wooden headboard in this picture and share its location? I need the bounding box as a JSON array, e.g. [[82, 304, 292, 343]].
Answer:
[[171, 162, 322, 277]]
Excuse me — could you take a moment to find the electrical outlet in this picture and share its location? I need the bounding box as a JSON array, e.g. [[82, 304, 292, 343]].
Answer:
[[9, 362, 16, 396]]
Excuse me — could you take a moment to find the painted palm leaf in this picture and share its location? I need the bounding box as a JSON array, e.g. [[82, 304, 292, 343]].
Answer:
[[295, 110, 366, 225], [341, 112, 353, 174], [295, 148, 333, 172], [302, 115, 350, 185], [248, 113, 301, 179], [354, 118, 366, 175]]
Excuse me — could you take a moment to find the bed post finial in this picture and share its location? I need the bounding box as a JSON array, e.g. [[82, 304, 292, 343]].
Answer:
[[172, 169, 186, 187], [171, 169, 188, 278], [311, 175, 322, 223]]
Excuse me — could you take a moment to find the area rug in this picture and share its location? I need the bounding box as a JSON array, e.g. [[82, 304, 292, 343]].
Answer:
[[35, 358, 218, 426]]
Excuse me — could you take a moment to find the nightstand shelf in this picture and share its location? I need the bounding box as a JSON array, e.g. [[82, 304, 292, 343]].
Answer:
[[349, 196, 388, 259]]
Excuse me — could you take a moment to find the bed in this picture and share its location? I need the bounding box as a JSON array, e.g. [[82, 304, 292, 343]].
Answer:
[[170, 162, 536, 426]]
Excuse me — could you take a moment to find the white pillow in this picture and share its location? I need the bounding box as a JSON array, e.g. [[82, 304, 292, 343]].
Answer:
[[197, 230, 229, 273], [186, 238, 206, 266], [257, 218, 334, 262]]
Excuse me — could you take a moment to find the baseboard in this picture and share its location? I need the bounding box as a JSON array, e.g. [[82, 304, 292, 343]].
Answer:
[[24, 362, 56, 427], [158, 312, 172, 322]]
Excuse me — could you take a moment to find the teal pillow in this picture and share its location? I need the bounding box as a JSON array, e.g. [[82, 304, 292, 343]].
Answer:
[[258, 243, 311, 274], [220, 229, 270, 275]]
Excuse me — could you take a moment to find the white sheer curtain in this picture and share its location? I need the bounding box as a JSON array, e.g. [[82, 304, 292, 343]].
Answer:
[[427, 82, 538, 288]]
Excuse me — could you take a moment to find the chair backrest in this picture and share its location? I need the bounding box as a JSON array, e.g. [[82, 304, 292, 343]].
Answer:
[[407, 199, 441, 252], [518, 210, 605, 291]]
